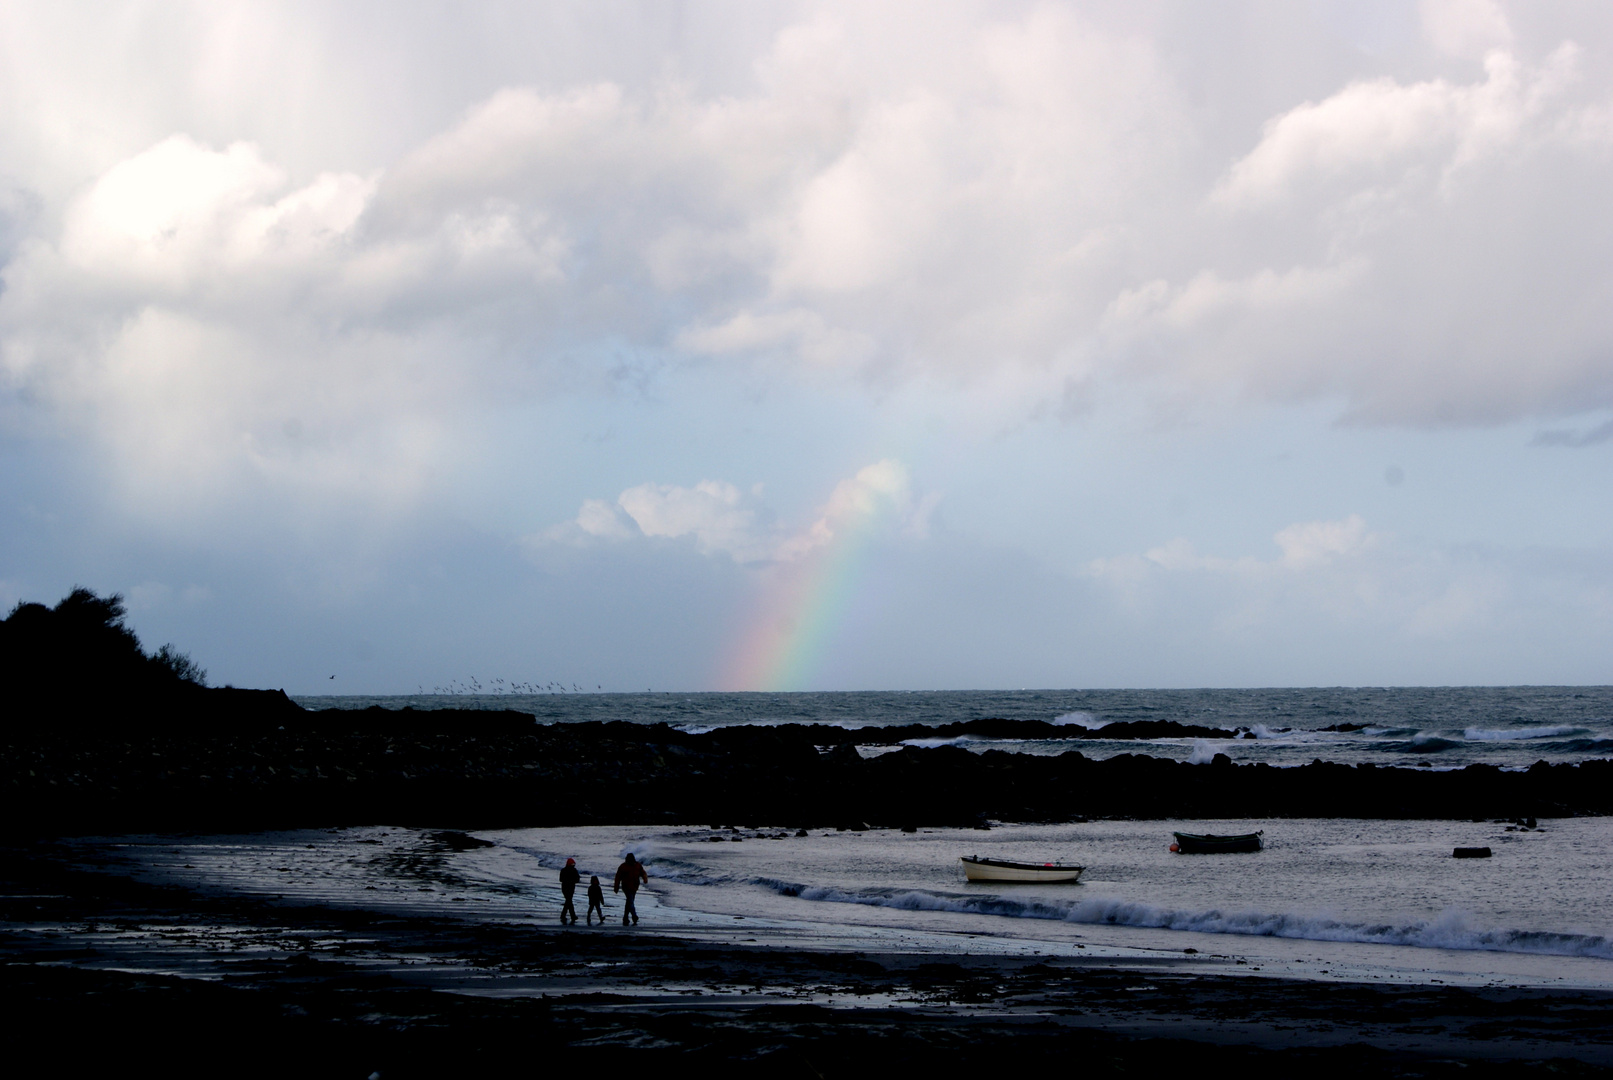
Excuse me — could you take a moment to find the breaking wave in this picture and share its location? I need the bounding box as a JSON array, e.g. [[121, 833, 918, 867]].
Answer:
[[900, 735, 988, 749], [761, 882, 1613, 960], [673, 718, 877, 735], [1052, 712, 1108, 729], [1465, 725, 1583, 741]]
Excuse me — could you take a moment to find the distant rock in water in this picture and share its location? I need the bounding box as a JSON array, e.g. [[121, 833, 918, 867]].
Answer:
[[0, 587, 302, 731], [790, 717, 1240, 744]]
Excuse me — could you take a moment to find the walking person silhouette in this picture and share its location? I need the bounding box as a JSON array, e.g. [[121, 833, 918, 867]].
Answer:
[[585, 875, 606, 925], [558, 858, 580, 925], [613, 853, 648, 925]]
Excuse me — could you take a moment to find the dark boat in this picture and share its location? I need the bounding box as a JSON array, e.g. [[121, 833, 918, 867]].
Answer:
[[1171, 830, 1263, 854]]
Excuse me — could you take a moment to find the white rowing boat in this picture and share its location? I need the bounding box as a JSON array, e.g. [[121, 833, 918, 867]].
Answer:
[[960, 855, 1084, 883]]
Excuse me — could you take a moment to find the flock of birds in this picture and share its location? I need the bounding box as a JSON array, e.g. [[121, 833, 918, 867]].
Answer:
[[418, 677, 601, 696]]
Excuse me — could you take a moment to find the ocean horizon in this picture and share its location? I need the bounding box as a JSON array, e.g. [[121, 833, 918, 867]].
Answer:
[[293, 685, 1613, 771]]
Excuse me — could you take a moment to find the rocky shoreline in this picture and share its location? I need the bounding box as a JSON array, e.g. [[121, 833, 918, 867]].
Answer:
[[5, 697, 1611, 833], [784, 715, 1245, 742]]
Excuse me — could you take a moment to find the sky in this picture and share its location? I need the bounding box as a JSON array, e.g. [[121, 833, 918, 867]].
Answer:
[[4, 0, 1613, 693]]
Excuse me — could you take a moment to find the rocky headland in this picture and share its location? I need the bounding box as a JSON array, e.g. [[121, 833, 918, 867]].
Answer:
[[6, 703, 1612, 834], [5, 588, 1610, 834]]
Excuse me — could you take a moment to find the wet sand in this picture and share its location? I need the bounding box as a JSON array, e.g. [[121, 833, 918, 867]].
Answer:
[[5, 837, 1611, 1078]]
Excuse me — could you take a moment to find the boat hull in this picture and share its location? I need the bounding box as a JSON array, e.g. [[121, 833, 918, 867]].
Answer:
[[1172, 831, 1263, 854], [960, 856, 1084, 883]]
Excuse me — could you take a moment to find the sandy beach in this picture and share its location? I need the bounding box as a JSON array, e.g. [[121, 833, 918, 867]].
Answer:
[[6, 827, 1613, 1077]]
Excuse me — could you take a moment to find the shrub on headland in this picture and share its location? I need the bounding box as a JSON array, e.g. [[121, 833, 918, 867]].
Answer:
[[0, 587, 206, 700], [0, 588, 300, 734]]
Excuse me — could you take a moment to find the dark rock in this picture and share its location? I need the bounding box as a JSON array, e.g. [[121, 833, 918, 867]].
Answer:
[[5, 705, 1611, 834], [429, 831, 493, 851], [789, 716, 1239, 746]]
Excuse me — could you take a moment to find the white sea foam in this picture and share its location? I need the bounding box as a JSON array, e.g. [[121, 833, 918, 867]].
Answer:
[[1464, 725, 1581, 741], [900, 735, 986, 749], [672, 718, 875, 734], [1052, 712, 1107, 729], [761, 881, 1613, 960], [607, 837, 733, 885], [1187, 741, 1221, 764]]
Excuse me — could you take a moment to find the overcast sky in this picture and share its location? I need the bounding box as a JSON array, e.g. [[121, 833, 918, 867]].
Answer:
[[4, 0, 1613, 693]]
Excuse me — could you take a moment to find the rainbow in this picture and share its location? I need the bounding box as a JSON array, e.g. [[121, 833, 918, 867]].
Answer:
[[720, 462, 908, 691]]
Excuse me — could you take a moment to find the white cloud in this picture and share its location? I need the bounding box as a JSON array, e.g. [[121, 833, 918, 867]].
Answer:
[[1087, 516, 1378, 583], [778, 458, 915, 559], [1274, 514, 1374, 569], [675, 308, 877, 370], [1080, 515, 1558, 645], [4, 4, 1613, 522], [573, 498, 633, 541], [1422, 0, 1514, 60], [543, 481, 768, 560], [0, 5, 1182, 518], [1214, 47, 1577, 207], [546, 458, 922, 564], [1111, 39, 1613, 424], [617, 480, 764, 559]]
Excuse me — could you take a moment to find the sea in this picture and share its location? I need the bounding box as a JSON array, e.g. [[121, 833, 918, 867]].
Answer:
[[294, 685, 1613, 770], [81, 686, 1607, 990], [100, 817, 1613, 992]]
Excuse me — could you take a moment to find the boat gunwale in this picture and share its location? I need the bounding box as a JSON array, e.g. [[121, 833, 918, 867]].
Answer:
[[960, 855, 1086, 873]]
